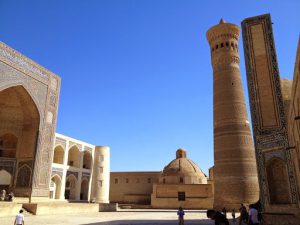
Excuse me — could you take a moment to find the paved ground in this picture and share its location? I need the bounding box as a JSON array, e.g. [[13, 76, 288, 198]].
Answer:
[[0, 209, 239, 225]]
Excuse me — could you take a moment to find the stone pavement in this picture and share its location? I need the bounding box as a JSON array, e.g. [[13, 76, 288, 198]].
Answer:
[[0, 209, 239, 225]]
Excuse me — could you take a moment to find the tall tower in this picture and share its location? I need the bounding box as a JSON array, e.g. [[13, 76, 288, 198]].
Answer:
[[206, 19, 259, 209], [91, 146, 110, 203]]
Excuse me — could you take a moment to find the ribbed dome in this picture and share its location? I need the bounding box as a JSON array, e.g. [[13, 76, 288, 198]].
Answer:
[[160, 149, 207, 184]]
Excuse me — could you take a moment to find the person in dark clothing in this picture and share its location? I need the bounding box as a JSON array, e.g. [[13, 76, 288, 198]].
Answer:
[[207, 209, 230, 225], [222, 207, 227, 218]]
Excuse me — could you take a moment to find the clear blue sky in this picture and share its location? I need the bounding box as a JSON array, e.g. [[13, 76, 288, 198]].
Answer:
[[1, 0, 299, 174]]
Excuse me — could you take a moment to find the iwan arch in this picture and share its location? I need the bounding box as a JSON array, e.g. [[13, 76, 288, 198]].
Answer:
[[0, 42, 60, 200], [0, 42, 110, 203]]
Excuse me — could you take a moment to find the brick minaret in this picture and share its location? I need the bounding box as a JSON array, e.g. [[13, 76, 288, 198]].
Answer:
[[206, 19, 259, 209]]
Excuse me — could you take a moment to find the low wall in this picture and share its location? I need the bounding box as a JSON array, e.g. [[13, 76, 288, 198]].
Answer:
[[23, 202, 99, 215], [99, 203, 118, 211]]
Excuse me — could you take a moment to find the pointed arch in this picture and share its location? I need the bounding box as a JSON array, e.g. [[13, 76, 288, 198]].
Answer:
[[65, 175, 77, 200], [67, 146, 80, 168], [80, 178, 89, 200], [50, 174, 62, 199], [53, 145, 64, 164], [83, 151, 92, 169]]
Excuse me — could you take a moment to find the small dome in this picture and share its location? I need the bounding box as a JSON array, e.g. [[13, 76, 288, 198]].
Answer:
[[160, 149, 207, 184]]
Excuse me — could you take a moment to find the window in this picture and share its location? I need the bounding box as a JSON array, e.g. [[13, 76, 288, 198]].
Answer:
[[179, 177, 183, 183], [98, 180, 103, 187], [114, 178, 118, 184], [216, 44, 218, 49], [178, 192, 185, 201], [163, 178, 166, 184], [126, 178, 129, 183], [148, 178, 151, 183], [221, 43, 224, 48], [226, 42, 229, 47]]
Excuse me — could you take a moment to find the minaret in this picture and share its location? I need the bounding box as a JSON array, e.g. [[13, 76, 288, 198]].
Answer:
[[206, 19, 259, 209], [91, 146, 110, 203]]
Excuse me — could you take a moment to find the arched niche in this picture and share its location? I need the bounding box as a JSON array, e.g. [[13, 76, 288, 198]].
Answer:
[[83, 151, 92, 169], [267, 157, 292, 204], [80, 179, 89, 200], [0, 85, 40, 194], [67, 146, 80, 168], [53, 145, 64, 164], [50, 175, 62, 199], [65, 175, 77, 200]]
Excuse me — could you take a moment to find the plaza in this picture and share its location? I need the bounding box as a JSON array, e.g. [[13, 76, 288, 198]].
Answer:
[[0, 209, 236, 225]]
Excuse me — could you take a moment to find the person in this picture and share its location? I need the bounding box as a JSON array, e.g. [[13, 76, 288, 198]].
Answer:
[[207, 209, 229, 225], [8, 191, 14, 201], [1, 189, 6, 201], [177, 207, 185, 225], [222, 207, 227, 218], [248, 204, 259, 225], [239, 204, 247, 225], [14, 209, 24, 225], [232, 209, 236, 223]]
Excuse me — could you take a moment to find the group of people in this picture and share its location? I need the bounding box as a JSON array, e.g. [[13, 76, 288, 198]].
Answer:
[[177, 203, 261, 225], [0, 189, 14, 201]]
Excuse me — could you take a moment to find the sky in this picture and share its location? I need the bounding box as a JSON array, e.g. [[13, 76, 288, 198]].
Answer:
[[0, 0, 299, 174]]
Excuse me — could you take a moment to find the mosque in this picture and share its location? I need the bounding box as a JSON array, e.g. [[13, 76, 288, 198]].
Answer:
[[0, 13, 300, 224]]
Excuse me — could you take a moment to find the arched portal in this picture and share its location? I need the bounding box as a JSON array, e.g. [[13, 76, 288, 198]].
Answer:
[[0, 85, 40, 197], [68, 146, 80, 167], [53, 146, 64, 164], [50, 175, 62, 199], [65, 175, 77, 200], [83, 151, 92, 169], [267, 157, 292, 204], [80, 179, 89, 200]]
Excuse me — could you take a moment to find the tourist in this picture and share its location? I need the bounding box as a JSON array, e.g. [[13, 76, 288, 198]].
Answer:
[[248, 204, 259, 225], [14, 210, 24, 225], [207, 209, 229, 225], [8, 192, 14, 201], [177, 207, 185, 225], [232, 209, 236, 223], [222, 207, 227, 218], [239, 204, 247, 225], [1, 189, 6, 201]]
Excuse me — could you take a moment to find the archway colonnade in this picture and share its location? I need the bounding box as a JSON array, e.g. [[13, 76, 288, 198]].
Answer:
[[50, 134, 94, 201]]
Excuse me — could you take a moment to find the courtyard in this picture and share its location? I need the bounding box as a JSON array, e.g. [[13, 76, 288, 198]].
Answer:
[[0, 209, 237, 225]]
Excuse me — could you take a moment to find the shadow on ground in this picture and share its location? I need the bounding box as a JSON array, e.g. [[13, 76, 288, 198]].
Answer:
[[81, 219, 223, 225]]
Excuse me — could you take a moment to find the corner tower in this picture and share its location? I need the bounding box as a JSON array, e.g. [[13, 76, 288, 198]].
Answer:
[[206, 19, 259, 209]]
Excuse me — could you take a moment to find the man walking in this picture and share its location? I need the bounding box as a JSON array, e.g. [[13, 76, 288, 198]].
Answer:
[[14, 209, 24, 225]]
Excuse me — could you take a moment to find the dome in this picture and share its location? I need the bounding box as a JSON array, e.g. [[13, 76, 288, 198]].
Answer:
[[160, 149, 207, 184]]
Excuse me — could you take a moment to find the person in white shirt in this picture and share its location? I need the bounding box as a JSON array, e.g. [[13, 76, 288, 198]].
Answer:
[[248, 204, 259, 225], [14, 210, 24, 225]]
